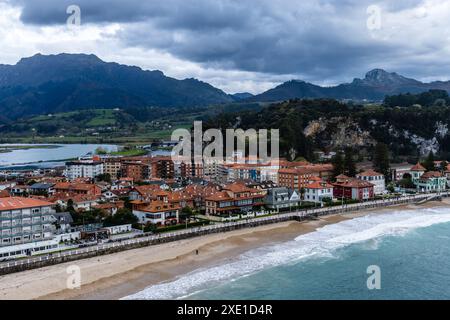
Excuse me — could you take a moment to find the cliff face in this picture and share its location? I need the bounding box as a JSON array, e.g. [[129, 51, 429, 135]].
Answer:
[[304, 117, 448, 156], [304, 118, 376, 149]]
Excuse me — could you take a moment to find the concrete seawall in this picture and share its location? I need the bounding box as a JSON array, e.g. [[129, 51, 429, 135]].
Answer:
[[0, 193, 447, 275]]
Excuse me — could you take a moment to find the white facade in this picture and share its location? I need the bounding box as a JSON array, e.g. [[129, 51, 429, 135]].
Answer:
[[64, 160, 104, 180], [103, 224, 132, 235], [133, 209, 179, 226], [356, 171, 386, 195], [304, 186, 334, 204], [0, 198, 58, 260]]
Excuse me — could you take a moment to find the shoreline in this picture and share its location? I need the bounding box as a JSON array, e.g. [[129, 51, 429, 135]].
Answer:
[[0, 200, 448, 300]]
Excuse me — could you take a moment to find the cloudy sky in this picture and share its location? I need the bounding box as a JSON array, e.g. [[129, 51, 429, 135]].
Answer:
[[1, 0, 450, 93]]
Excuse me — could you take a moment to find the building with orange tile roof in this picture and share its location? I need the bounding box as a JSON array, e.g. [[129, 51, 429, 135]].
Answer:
[[304, 180, 334, 204], [132, 199, 180, 226], [0, 197, 57, 259], [332, 177, 375, 201], [54, 182, 101, 196], [415, 171, 447, 192], [205, 182, 265, 216]]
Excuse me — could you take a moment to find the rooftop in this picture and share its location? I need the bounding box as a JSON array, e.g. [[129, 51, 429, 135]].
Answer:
[[0, 197, 53, 211]]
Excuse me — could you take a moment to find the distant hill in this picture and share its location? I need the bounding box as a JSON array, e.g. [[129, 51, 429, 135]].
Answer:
[[205, 94, 450, 161], [0, 53, 234, 121], [231, 92, 254, 100], [247, 69, 450, 102]]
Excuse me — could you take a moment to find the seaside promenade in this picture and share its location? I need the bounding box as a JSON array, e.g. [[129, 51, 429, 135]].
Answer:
[[0, 192, 448, 275]]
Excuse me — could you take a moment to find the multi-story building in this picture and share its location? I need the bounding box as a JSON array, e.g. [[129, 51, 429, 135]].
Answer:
[[356, 169, 386, 195], [64, 159, 104, 180], [120, 161, 150, 181], [0, 197, 58, 259], [410, 163, 426, 184], [415, 171, 447, 192], [278, 164, 333, 192], [205, 183, 265, 216], [180, 161, 204, 179], [132, 192, 180, 226], [103, 159, 122, 180], [332, 175, 374, 201], [390, 163, 413, 181], [151, 157, 174, 179], [278, 168, 318, 191], [304, 180, 334, 204]]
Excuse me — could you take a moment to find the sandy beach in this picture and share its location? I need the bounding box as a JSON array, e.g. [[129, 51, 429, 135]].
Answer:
[[0, 199, 448, 300]]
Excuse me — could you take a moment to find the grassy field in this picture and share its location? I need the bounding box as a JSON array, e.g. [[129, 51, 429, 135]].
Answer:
[[0, 103, 262, 145]]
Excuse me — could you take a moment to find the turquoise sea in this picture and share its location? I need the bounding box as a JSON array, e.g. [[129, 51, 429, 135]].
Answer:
[[123, 206, 450, 300]]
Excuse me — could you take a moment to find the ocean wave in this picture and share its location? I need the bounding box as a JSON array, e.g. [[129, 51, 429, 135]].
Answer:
[[121, 207, 450, 300]]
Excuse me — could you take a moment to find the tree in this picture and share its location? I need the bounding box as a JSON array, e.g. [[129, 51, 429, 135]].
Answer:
[[440, 160, 448, 172], [331, 152, 345, 179], [95, 147, 108, 155], [96, 173, 111, 183], [398, 173, 415, 189], [373, 143, 391, 180], [423, 151, 436, 171], [103, 208, 138, 227], [180, 206, 194, 221], [344, 148, 357, 177]]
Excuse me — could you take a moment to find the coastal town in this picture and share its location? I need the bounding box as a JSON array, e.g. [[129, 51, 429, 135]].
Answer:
[[0, 144, 449, 264]]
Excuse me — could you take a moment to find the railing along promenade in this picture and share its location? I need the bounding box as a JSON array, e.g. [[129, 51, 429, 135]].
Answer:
[[0, 192, 448, 275]]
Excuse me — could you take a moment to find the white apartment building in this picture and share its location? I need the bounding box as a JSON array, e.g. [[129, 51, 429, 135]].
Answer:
[[64, 160, 104, 180], [0, 197, 58, 260], [356, 169, 386, 195], [304, 181, 334, 204]]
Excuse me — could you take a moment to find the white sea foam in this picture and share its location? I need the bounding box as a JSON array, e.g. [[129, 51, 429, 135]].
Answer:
[[121, 207, 450, 300]]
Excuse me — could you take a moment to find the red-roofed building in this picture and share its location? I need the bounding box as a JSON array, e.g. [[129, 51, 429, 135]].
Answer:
[[332, 178, 375, 201], [0, 197, 57, 257], [0, 189, 10, 198], [304, 181, 334, 204], [415, 171, 447, 192], [278, 164, 333, 192], [410, 163, 426, 184], [54, 182, 101, 196], [205, 183, 265, 216]]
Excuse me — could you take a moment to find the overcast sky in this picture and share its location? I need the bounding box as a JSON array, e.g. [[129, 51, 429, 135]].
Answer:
[[1, 0, 450, 93]]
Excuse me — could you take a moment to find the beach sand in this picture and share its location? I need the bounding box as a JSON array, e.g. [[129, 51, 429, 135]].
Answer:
[[0, 199, 448, 300]]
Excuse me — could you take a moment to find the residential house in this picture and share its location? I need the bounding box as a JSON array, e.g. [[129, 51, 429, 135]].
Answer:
[[28, 183, 55, 196], [205, 183, 265, 216], [304, 180, 334, 204], [132, 197, 180, 226], [333, 175, 375, 201], [415, 171, 447, 192], [410, 163, 426, 184], [93, 201, 125, 216], [264, 187, 300, 210], [356, 169, 386, 195], [54, 182, 101, 196], [52, 212, 74, 233]]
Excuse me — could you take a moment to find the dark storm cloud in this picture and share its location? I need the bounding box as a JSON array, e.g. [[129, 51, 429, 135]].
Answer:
[[8, 0, 444, 83]]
